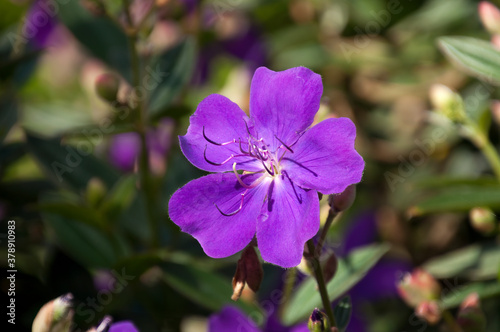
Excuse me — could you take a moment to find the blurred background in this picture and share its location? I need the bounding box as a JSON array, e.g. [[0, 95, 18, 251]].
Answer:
[[1, 0, 499, 331]]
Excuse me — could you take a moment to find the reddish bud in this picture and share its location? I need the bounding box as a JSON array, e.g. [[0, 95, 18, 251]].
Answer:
[[457, 293, 487, 332], [415, 301, 441, 325], [323, 253, 338, 284], [95, 73, 120, 102], [479, 2, 500, 35], [231, 246, 263, 301], [329, 185, 356, 212], [397, 269, 441, 308]]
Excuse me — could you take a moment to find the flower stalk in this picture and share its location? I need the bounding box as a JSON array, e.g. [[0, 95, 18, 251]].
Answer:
[[306, 240, 337, 328], [122, 0, 160, 248]]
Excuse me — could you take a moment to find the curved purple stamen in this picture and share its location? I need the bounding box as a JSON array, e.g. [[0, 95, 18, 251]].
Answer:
[[203, 145, 248, 166], [203, 126, 237, 146], [275, 135, 294, 153], [214, 189, 248, 216]]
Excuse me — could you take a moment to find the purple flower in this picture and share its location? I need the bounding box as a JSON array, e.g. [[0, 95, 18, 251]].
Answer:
[[108, 321, 139, 332], [26, 0, 58, 49], [168, 67, 364, 268], [209, 306, 308, 332]]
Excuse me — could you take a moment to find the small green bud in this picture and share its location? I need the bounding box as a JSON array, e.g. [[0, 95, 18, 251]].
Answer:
[[32, 293, 74, 332], [308, 308, 330, 332], [469, 207, 497, 235], [95, 73, 120, 102], [86, 177, 107, 208], [429, 84, 466, 123]]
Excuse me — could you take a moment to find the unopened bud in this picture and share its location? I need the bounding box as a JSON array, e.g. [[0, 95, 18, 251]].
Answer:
[[86, 177, 107, 207], [479, 2, 500, 35], [415, 301, 441, 325], [86, 315, 113, 332], [397, 269, 441, 308], [32, 293, 74, 332], [323, 253, 338, 284], [429, 84, 466, 122], [308, 308, 330, 332], [329, 185, 356, 212], [95, 73, 120, 102], [457, 293, 487, 332], [491, 100, 500, 125], [470, 207, 497, 234], [231, 246, 263, 301]]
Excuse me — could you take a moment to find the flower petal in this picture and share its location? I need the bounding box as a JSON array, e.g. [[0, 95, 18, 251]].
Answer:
[[282, 117, 364, 195], [257, 175, 320, 268], [209, 306, 260, 332], [180, 94, 262, 172], [168, 173, 267, 258], [108, 321, 139, 332], [249, 67, 322, 152]]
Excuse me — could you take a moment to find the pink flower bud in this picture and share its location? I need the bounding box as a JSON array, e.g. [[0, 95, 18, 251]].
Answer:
[[397, 269, 441, 308], [415, 301, 441, 325], [479, 2, 500, 35], [457, 293, 487, 332], [95, 73, 120, 102]]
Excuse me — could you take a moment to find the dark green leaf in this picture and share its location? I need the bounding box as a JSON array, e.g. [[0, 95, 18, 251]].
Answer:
[[438, 37, 500, 85], [101, 175, 137, 222], [0, 97, 17, 142], [148, 38, 196, 115], [283, 244, 390, 325], [161, 262, 262, 316], [410, 185, 500, 215], [25, 133, 119, 192], [57, 0, 131, 82], [38, 201, 105, 229]]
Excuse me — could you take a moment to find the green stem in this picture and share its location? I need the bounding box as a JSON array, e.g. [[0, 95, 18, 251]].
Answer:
[[123, 0, 159, 248], [465, 122, 500, 182], [279, 267, 297, 318], [315, 209, 338, 256], [306, 240, 336, 328], [442, 309, 461, 332]]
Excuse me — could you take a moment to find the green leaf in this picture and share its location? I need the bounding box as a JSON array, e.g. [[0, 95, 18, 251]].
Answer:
[[147, 38, 196, 116], [42, 209, 118, 269], [410, 185, 500, 215], [0, 97, 17, 142], [283, 244, 390, 326], [161, 262, 262, 316], [440, 281, 500, 309], [423, 243, 500, 280], [333, 296, 352, 332], [438, 37, 500, 85], [38, 201, 105, 229], [100, 175, 137, 222], [412, 177, 499, 189], [25, 133, 119, 192], [57, 0, 131, 82]]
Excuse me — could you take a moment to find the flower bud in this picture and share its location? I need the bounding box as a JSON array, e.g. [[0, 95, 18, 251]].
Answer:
[[231, 246, 263, 301], [457, 293, 487, 332], [491, 100, 500, 125], [415, 301, 441, 325], [397, 269, 441, 308], [86, 177, 107, 208], [32, 293, 74, 332], [308, 308, 330, 332], [95, 73, 120, 102], [479, 2, 500, 35], [469, 207, 497, 234], [328, 185, 356, 212], [429, 84, 466, 122], [323, 253, 338, 284]]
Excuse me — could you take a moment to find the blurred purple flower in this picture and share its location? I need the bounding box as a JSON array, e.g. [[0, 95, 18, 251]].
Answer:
[[25, 0, 58, 49], [168, 66, 364, 268], [338, 211, 412, 332], [108, 321, 139, 332], [195, 12, 267, 84], [209, 306, 308, 332], [109, 119, 173, 173]]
